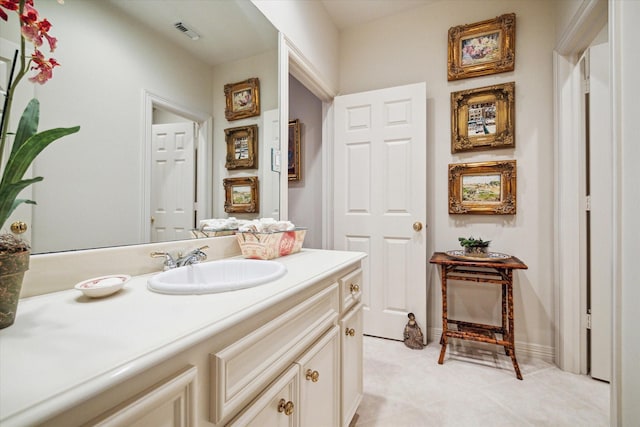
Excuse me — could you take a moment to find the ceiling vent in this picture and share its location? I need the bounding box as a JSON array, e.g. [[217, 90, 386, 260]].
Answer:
[[174, 22, 200, 40]]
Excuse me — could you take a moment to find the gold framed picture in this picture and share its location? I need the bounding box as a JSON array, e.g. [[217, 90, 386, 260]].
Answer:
[[224, 77, 260, 121], [225, 124, 258, 169], [223, 176, 259, 213], [451, 82, 515, 153], [288, 119, 301, 181], [447, 13, 516, 81], [448, 160, 516, 215]]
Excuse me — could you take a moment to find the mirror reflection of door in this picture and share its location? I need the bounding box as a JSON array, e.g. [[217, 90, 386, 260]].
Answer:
[[150, 109, 196, 243]]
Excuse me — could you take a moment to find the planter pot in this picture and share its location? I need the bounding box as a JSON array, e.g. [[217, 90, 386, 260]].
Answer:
[[463, 246, 489, 257], [0, 250, 30, 329]]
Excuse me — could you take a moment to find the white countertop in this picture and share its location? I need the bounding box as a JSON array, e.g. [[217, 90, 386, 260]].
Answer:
[[0, 249, 366, 426]]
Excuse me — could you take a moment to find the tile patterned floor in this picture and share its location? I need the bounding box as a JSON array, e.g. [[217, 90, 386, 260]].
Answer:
[[356, 336, 610, 426]]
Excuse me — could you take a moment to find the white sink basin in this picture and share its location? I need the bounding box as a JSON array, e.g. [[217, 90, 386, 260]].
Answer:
[[147, 259, 287, 295]]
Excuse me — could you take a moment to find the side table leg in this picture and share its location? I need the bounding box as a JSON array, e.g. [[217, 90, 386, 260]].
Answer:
[[507, 272, 523, 380], [438, 266, 448, 365]]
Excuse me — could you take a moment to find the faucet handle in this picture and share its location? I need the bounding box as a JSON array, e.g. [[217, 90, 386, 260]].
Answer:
[[150, 251, 177, 270]]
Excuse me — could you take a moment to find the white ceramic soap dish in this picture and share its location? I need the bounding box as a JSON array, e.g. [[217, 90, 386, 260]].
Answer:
[[75, 275, 130, 298]]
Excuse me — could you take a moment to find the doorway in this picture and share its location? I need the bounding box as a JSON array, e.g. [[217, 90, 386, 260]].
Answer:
[[142, 90, 212, 243]]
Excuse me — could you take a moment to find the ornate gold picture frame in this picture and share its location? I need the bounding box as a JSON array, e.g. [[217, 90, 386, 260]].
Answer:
[[223, 176, 259, 213], [447, 13, 516, 81], [449, 160, 516, 215], [224, 78, 260, 121], [451, 82, 515, 153], [225, 125, 258, 169], [288, 119, 302, 181]]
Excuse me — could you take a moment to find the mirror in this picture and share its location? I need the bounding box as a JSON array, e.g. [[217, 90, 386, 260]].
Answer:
[[0, 0, 279, 254]]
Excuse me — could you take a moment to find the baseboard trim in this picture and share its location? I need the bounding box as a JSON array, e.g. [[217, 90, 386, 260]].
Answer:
[[428, 327, 555, 365]]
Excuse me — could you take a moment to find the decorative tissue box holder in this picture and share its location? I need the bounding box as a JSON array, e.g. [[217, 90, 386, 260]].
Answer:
[[236, 229, 306, 260]]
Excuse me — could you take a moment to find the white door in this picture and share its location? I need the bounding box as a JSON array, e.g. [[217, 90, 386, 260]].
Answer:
[[588, 42, 612, 382], [333, 83, 427, 341], [150, 122, 196, 243]]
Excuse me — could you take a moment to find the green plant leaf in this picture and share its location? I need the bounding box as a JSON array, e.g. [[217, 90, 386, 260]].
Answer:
[[1, 126, 80, 185], [10, 98, 39, 159], [0, 177, 43, 229]]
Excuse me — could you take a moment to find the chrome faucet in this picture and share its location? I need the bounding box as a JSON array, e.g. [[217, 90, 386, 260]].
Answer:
[[150, 245, 209, 270], [176, 245, 209, 267]]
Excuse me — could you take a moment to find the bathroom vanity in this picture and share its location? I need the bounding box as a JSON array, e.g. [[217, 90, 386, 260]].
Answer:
[[0, 249, 366, 427]]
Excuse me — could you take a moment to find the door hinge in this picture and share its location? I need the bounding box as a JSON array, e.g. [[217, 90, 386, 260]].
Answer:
[[586, 310, 592, 330], [585, 195, 591, 212], [582, 78, 590, 94]]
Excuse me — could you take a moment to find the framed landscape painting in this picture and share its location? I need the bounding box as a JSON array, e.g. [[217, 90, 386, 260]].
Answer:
[[223, 176, 259, 213], [448, 160, 516, 215], [447, 13, 516, 81]]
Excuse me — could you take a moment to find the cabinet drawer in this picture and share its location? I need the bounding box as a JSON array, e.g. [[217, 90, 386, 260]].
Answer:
[[211, 283, 339, 423], [339, 268, 362, 314]]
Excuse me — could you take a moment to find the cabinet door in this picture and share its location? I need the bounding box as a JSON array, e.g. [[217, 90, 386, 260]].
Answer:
[[226, 365, 299, 427], [340, 303, 363, 427], [90, 366, 197, 427], [297, 326, 340, 427]]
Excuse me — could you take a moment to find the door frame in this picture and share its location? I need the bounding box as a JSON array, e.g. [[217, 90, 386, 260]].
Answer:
[[141, 90, 212, 242], [553, 0, 608, 374], [279, 34, 336, 244]]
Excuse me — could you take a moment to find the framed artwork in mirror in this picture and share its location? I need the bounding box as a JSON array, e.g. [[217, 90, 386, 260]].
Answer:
[[451, 82, 515, 153], [224, 176, 259, 213], [448, 160, 516, 215], [224, 77, 260, 121], [447, 13, 516, 81], [225, 124, 258, 169], [288, 119, 301, 181]]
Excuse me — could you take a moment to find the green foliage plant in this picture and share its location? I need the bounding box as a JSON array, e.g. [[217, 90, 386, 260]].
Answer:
[[458, 236, 491, 248]]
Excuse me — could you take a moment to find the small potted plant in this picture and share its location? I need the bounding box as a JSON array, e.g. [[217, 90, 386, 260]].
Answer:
[[458, 236, 491, 257]]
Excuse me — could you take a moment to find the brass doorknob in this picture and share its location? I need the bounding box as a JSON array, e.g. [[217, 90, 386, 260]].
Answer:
[[10, 221, 27, 234], [345, 328, 355, 337], [349, 283, 360, 293], [413, 221, 423, 232]]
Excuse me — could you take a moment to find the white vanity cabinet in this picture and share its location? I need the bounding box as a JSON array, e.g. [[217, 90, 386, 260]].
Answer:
[[228, 326, 340, 427], [0, 250, 366, 427], [338, 268, 364, 427]]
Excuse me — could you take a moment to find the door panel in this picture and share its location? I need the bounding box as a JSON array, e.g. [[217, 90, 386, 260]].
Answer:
[[334, 83, 427, 341], [151, 122, 195, 243]]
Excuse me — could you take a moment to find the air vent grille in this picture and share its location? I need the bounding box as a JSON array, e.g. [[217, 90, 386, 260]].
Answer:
[[173, 22, 200, 40]]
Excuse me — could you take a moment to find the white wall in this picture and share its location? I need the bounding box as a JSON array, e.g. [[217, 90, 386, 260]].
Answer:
[[611, 0, 640, 423], [288, 75, 323, 249], [338, 0, 557, 357], [252, 0, 340, 94]]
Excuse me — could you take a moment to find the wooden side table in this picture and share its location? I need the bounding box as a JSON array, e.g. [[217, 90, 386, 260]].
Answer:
[[429, 251, 528, 380]]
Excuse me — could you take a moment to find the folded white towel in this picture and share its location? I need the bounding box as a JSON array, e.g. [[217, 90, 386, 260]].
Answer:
[[199, 217, 239, 231], [238, 218, 296, 233]]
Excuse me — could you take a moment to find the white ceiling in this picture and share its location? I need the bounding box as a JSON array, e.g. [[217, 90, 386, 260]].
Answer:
[[321, 0, 434, 30], [107, 0, 431, 66]]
